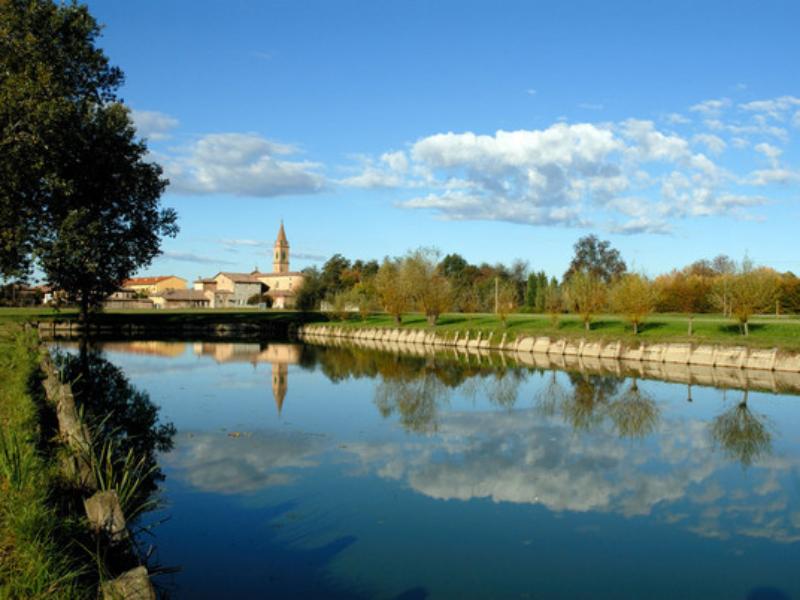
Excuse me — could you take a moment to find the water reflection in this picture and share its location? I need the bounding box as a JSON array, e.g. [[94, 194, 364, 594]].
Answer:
[[710, 390, 773, 467], [89, 340, 800, 581]]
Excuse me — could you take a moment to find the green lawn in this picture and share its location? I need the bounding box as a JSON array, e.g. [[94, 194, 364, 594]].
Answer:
[[0, 323, 88, 599], [314, 312, 800, 352]]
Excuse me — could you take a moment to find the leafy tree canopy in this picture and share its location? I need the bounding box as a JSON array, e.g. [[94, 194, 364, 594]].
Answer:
[[564, 235, 627, 284]]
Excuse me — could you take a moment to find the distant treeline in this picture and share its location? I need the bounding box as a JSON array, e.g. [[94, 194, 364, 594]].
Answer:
[[296, 235, 800, 335]]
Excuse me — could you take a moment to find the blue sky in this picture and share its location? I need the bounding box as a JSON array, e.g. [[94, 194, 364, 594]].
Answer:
[[87, 0, 800, 280]]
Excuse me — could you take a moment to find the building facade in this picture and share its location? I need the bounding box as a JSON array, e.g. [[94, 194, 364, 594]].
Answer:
[[122, 276, 187, 296]]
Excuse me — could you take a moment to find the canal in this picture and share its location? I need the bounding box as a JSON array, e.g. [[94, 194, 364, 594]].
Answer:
[[57, 339, 800, 599]]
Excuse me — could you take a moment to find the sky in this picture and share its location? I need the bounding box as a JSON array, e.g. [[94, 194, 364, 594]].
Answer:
[[86, 0, 800, 281]]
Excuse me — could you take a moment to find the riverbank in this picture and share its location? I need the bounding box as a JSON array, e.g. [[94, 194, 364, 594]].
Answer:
[[298, 320, 800, 374], [310, 312, 800, 352], [0, 323, 88, 598]]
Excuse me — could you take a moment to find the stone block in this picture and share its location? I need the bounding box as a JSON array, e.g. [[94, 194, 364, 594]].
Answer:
[[715, 347, 748, 369], [689, 345, 716, 366], [548, 339, 566, 355], [84, 490, 128, 543], [516, 337, 535, 353], [563, 341, 581, 356], [621, 346, 644, 361], [532, 337, 550, 354], [745, 349, 777, 371], [581, 342, 603, 358], [101, 566, 156, 600], [663, 344, 692, 365], [773, 354, 800, 373]]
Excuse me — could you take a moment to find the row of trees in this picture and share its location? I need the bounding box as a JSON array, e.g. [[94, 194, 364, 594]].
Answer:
[[297, 236, 796, 336]]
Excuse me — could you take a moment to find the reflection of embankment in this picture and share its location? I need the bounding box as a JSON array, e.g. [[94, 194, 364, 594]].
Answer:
[[300, 333, 800, 396]]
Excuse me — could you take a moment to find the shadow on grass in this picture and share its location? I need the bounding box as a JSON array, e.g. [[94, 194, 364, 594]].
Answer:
[[718, 322, 765, 335]]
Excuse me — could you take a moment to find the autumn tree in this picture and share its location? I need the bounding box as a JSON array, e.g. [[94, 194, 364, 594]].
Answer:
[[496, 281, 518, 327], [544, 278, 563, 327], [609, 273, 655, 335], [566, 270, 606, 331], [374, 258, 411, 325], [729, 263, 780, 336], [404, 248, 451, 326]]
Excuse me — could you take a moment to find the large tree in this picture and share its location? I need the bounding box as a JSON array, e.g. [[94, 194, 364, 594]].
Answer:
[[1, 0, 176, 318], [564, 235, 627, 284]]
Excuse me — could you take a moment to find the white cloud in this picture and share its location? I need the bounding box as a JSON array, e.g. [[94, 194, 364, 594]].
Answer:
[[340, 150, 411, 188], [131, 110, 179, 141], [693, 133, 727, 155], [620, 119, 690, 162], [689, 98, 731, 115], [161, 133, 325, 197], [526, 88, 537, 96], [340, 94, 800, 233], [748, 168, 800, 186], [664, 113, 691, 125], [578, 102, 604, 110], [161, 251, 236, 265], [754, 142, 782, 165], [739, 96, 800, 120]]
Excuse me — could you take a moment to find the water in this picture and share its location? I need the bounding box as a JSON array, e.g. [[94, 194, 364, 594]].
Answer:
[[68, 340, 800, 599]]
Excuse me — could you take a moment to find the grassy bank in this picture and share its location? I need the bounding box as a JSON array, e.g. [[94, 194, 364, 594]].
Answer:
[[3, 306, 800, 351], [314, 312, 800, 352], [0, 323, 88, 599]]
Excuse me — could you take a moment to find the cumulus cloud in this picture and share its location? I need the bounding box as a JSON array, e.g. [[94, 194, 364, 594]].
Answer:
[[398, 124, 626, 226], [162, 133, 325, 197], [342, 86, 800, 233], [131, 109, 179, 141]]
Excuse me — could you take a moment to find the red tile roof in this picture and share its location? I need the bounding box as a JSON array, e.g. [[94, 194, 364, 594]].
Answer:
[[122, 276, 182, 286]]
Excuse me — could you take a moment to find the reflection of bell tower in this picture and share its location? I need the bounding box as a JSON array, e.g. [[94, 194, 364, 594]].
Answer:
[[273, 221, 289, 274], [272, 362, 288, 415]]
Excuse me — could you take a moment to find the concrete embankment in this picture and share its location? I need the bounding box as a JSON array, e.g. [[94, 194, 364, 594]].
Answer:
[[297, 324, 800, 394]]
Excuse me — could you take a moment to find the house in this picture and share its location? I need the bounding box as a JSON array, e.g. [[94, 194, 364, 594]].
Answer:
[[122, 275, 187, 296], [210, 272, 265, 306], [150, 289, 211, 309], [104, 288, 154, 310]]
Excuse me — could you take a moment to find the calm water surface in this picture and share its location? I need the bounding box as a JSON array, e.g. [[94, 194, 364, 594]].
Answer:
[[79, 341, 800, 599]]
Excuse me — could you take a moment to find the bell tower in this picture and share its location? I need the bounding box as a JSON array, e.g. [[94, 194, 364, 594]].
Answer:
[[273, 221, 289, 274]]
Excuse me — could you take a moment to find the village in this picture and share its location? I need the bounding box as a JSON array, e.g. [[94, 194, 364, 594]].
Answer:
[[48, 223, 305, 311]]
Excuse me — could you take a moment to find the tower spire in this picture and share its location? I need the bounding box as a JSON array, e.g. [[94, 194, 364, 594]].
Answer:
[[273, 221, 289, 273]]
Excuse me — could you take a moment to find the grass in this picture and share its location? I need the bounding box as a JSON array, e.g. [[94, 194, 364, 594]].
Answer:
[[313, 311, 800, 352], [0, 323, 89, 599], [4, 305, 800, 350]]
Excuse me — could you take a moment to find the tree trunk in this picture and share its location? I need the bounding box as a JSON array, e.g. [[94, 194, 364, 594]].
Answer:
[[393, 314, 402, 325], [633, 321, 638, 335], [687, 315, 693, 336], [427, 313, 437, 327], [584, 319, 590, 332], [79, 293, 90, 326], [743, 320, 749, 336]]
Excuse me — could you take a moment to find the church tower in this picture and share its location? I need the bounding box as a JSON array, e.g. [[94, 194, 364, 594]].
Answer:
[[273, 221, 289, 274], [272, 362, 288, 415]]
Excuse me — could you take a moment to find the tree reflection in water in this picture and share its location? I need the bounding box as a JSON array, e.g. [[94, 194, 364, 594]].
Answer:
[[607, 379, 660, 439], [55, 347, 176, 520], [536, 372, 660, 439], [710, 390, 773, 467]]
